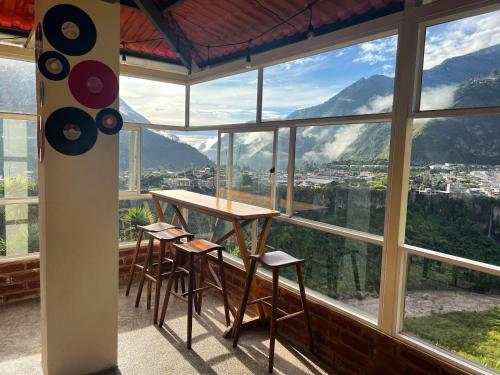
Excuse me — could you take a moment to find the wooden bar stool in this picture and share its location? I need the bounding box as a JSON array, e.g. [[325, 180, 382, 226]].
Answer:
[[135, 227, 194, 324], [232, 251, 314, 373], [125, 222, 176, 296], [159, 239, 231, 349]]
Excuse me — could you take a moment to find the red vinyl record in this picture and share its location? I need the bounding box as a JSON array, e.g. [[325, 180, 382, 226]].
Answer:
[[68, 60, 118, 109]]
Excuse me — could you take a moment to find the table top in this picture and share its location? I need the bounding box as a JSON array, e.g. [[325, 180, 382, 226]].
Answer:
[[151, 190, 280, 220]]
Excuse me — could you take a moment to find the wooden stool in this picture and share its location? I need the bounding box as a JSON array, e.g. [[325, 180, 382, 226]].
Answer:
[[125, 222, 175, 296], [135, 227, 194, 324], [232, 251, 314, 373], [159, 239, 231, 349]]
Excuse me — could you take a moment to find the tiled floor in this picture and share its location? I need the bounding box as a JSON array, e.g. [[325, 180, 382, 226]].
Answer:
[[0, 286, 331, 374]]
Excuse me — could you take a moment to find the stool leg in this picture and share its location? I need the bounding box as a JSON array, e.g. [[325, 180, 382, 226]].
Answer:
[[232, 258, 257, 347], [296, 263, 314, 353], [154, 240, 166, 324], [196, 254, 207, 315], [159, 250, 180, 328], [135, 237, 154, 307], [268, 268, 279, 373], [217, 249, 231, 326], [147, 280, 152, 310], [187, 253, 195, 349], [126, 228, 143, 296]]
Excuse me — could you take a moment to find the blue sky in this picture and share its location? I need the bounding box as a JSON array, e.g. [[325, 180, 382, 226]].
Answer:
[[120, 9, 500, 128]]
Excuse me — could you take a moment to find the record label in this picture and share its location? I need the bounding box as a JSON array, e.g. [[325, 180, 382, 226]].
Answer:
[[43, 4, 96, 56], [38, 51, 70, 81], [96, 108, 123, 135], [45, 107, 97, 156], [69, 60, 118, 109]]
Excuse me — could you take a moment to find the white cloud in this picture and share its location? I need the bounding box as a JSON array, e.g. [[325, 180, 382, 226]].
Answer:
[[354, 36, 397, 65], [423, 11, 500, 69], [354, 93, 393, 114], [420, 84, 458, 110]]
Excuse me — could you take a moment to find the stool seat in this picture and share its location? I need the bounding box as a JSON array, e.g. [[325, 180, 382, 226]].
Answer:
[[149, 227, 193, 241], [138, 222, 175, 232], [251, 251, 303, 268], [174, 239, 224, 254]]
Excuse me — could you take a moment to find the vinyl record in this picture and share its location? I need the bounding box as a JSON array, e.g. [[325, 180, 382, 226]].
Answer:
[[38, 51, 70, 81], [35, 23, 43, 63], [96, 108, 123, 135], [68, 60, 118, 109], [45, 107, 97, 156], [43, 4, 96, 56]]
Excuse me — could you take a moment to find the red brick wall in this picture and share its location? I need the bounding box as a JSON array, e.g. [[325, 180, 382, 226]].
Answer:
[[0, 247, 471, 375]]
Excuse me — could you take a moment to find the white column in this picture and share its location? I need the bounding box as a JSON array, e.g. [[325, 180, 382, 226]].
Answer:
[[37, 1, 120, 374]]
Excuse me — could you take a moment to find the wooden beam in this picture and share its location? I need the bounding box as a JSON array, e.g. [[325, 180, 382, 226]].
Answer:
[[134, 0, 198, 71]]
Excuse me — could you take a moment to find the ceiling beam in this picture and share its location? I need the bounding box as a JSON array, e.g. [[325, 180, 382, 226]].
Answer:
[[134, 0, 198, 71], [160, 0, 186, 12]]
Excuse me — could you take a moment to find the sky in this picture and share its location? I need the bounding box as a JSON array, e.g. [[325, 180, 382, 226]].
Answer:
[[119, 8, 500, 131]]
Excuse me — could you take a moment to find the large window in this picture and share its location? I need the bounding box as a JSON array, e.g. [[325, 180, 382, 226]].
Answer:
[[0, 58, 36, 115], [262, 36, 397, 121], [293, 123, 389, 235], [120, 76, 185, 126], [190, 71, 258, 126]]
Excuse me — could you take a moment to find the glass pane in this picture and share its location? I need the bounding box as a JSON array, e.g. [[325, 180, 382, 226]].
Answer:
[[190, 70, 257, 126], [406, 116, 500, 266], [118, 199, 158, 243], [403, 255, 500, 372], [119, 128, 139, 192], [220, 131, 273, 207], [276, 128, 289, 212], [0, 204, 39, 257], [0, 119, 38, 198], [293, 123, 390, 235], [140, 129, 215, 195], [0, 57, 36, 114], [267, 220, 381, 319], [262, 35, 397, 121], [420, 10, 500, 110], [120, 76, 185, 126]]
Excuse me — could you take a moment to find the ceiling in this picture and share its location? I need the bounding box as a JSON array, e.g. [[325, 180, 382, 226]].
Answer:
[[0, 0, 404, 69]]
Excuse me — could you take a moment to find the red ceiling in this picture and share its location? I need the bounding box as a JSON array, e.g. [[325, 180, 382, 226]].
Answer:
[[0, 0, 404, 67]]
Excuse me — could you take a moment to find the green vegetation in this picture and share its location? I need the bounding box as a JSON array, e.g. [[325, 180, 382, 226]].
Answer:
[[404, 308, 500, 371], [119, 205, 155, 242]]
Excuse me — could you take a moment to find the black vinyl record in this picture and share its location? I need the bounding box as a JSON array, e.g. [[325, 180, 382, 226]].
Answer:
[[96, 108, 123, 135], [38, 51, 70, 81], [43, 4, 97, 56], [45, 107, 98, 156]]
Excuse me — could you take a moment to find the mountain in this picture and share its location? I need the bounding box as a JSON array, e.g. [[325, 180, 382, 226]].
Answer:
[[0, 59, 212, 170], [208, 44, 500, 168]]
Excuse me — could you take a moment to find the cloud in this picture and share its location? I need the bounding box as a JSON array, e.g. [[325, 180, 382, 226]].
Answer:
[[423, 10, 500, 69], [354, 93, 394, 114], [353, 36, 397, 65], [420, 84, 458, 110]]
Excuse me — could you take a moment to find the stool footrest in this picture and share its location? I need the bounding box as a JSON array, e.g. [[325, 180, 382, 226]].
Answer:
[[247, 296, 272, 305], [180, 285, 213, 296], [276, 310, 305, 323]]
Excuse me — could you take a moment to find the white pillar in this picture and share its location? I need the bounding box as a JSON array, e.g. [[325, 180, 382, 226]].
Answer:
[[36, 1, 120, 374]]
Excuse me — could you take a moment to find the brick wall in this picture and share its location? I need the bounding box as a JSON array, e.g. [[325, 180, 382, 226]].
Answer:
[[0, 246, 471, 375]]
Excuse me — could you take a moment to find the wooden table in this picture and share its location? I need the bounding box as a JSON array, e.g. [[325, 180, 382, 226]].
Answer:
[[150, 190, 280, 337]]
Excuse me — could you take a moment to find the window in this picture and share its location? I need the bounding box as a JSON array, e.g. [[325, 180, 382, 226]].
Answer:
[[420, 10, 500, 110], [0, 58, 36, 115], [0, 119, 38, 257], [120, 76, 185, 126], [406, 116, 500, 266], [276, 128, 289, 213], [293, 123, 390, 235], [190, 71, 258, 126], [119, 128, 139, 192], [403, 255, 500, 372], [262, 36, 397, 121], [267, 220, 382, 320], [140, 129, 215, 195]]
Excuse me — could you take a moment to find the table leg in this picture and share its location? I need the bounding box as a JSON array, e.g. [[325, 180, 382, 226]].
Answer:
[[172, 204, 190, 232], [153, 197, 166, 223]]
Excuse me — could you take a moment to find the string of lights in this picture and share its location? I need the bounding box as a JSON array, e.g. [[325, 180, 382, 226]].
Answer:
[[120, 0, 321, 68]]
